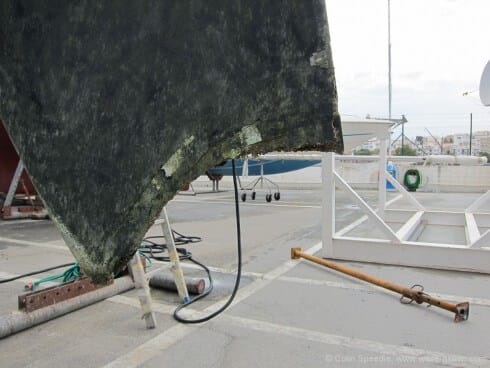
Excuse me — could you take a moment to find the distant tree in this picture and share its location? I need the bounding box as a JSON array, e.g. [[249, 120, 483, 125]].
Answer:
[[393, 144, 417, 156], [353, 148, 372, 155], [480, 152, 490, 161]]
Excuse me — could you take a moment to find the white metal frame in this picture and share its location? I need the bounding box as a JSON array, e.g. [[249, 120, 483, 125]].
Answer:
[[321, 149, 490, 274], [3, 160, 25, 208]]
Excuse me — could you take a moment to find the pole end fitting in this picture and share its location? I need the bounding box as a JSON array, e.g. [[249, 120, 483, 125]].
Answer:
[[291, 247, 302, 260], [454, 302, 470, 322]]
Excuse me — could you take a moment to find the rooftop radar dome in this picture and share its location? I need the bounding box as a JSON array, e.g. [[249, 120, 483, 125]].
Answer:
[[480, 60, 490, 106]]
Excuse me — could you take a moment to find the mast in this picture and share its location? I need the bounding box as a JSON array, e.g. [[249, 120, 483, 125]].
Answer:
[[387, 0, 393, 155], [388, 0, 392, 121]]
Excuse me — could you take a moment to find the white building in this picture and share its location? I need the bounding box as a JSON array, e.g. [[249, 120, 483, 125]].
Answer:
[[474, 131, 490, 154], [451, 133, 480, 156]]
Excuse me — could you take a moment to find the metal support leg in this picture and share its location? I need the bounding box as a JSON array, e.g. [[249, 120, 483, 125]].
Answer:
[[129, 252, 157, 329], [3, 160, 24, 208], [1, 159, 47, 220], [159, 207, 190, 303]]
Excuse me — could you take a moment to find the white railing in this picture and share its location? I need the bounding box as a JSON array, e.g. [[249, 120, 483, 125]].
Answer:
[[320, 151, 490, 274]]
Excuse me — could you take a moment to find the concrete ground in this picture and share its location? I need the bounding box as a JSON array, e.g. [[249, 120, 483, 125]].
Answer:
[[0, 183, 489, 367]]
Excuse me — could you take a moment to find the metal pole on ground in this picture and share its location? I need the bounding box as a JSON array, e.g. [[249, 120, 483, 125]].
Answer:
[[291, 247, 469, 322], [469, 112, 473, 156], [0, 275, 135, 339]]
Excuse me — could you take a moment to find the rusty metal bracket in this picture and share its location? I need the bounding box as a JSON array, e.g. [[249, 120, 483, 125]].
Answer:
[[18, 277, 113, 312], [291, 247, 469, 322]]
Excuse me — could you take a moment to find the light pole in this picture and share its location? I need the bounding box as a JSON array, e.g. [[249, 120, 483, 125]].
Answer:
[[401, 120, 405, 155], [388, 0, 392, 121], [387, 0, 392, 156], [469, 113, 473, 156]]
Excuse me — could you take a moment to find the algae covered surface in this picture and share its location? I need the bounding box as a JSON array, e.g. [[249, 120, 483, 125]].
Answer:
[[0, 1, 342, 282]]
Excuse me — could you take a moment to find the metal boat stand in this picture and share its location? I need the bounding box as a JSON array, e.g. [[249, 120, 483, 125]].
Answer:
[[120, 205, 192, 327], [0, 206, 190, 338], [1, 160, 47, 220]]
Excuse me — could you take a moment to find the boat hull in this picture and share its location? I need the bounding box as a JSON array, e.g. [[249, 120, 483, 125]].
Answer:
[[0, 1, 342, 281], [341, 116, 394, 152], [208, 159, 319, 177]]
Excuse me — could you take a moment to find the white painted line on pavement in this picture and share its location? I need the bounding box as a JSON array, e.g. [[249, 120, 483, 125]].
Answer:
[[0, 236, 68, 251], [102, 242, 322, 368], [222, 315, 489, 368]]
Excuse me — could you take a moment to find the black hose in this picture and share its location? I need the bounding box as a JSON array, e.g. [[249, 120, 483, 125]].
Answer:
[[173, 158, 242, 323], [0, 263, 76, 284]]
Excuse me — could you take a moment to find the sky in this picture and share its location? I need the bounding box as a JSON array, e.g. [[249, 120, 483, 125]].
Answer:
[[325, 0, 490, 139]]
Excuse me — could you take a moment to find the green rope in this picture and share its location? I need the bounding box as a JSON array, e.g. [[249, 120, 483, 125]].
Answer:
[[138, 250, 152, 269], [27, 250, 150, 291], [27, 263, 80, 291], [62, 263, 80, 282]]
